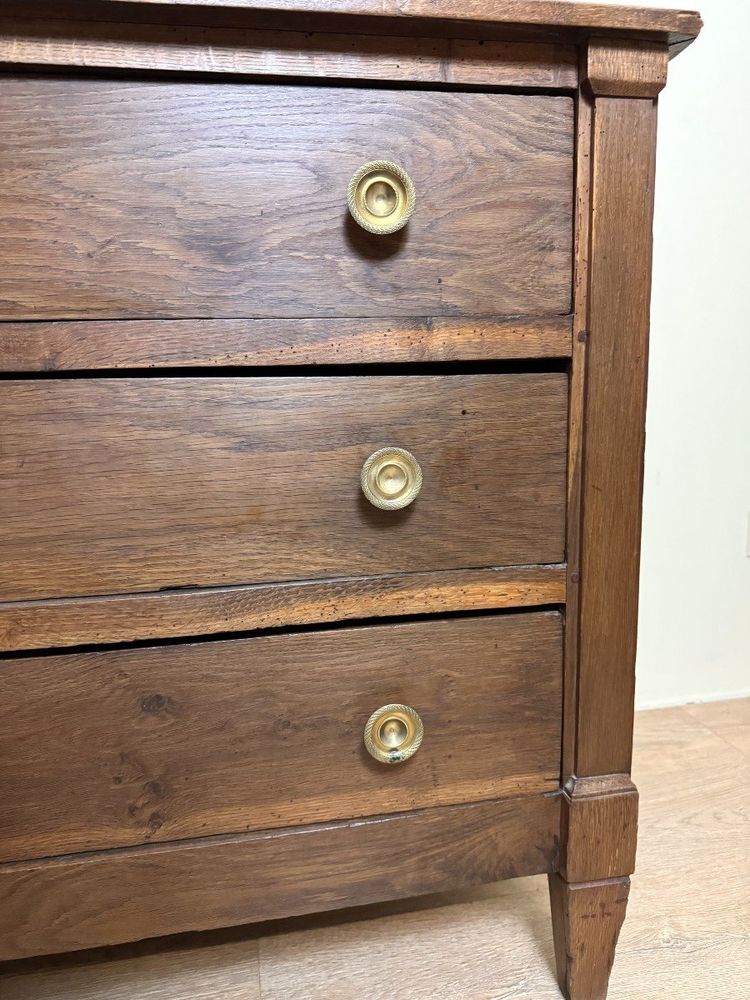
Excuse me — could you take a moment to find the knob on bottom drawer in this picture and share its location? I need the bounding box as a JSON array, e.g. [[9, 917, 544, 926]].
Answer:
[[364, 704, 424, 764]]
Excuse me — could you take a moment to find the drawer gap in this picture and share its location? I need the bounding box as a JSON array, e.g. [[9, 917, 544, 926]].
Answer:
[[0, 603, 563, 662], [0, 358, 571, 381]]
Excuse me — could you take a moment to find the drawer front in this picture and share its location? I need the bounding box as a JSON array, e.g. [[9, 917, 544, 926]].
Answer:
[[0, 374, 568, 601], [0, 613, 562, 862], [0, 78, 573, 320]]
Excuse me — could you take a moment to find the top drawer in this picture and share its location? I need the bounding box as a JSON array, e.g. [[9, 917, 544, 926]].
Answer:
[[0, 78, 573, 320]]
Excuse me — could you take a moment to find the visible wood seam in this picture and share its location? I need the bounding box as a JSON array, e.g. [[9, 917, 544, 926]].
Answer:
[[0, 563, 567, 612], [0, 788, 564, 872], [556, 874, 630, 889], [566, 59, 595, 782]]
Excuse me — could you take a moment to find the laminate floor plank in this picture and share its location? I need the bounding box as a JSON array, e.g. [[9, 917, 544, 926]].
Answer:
[[257, 876, 560, 1000], [0, 934, 262, 1000], [612, 701, 750, 1000], [1, 701, 748, 999], [683, 697, 750, 758]]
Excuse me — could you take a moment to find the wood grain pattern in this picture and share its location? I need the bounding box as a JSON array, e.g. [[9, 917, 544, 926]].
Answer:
[[0, 613, 563, 862], [586, 37, 669, 97], [560, 774, 638, 883], [0, 793, 561, 961], [549, 874, 631, 1000], [0, 1, 699, 986], [1, 703, 744, 997], [0, 18, 578, 89], [0, 1, 703, 60], [575, 93, 658, 779], [556, 42, 666, 987], [92, 0, 703, 48], [562, 66, 592, 778], [0, 564, 566, 652], [0, 375, 568, 602], [0, 79, 574, 321], [0, 315, 573, 372]]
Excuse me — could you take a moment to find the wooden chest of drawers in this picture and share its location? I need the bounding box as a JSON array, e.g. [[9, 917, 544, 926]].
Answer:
[[0, 2, 701, 997]]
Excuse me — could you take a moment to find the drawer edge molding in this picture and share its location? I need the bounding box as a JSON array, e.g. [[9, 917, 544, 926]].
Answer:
[[0, 793, 561, 962], [0, 564, 566, 651], [0, 315, 573, 371]]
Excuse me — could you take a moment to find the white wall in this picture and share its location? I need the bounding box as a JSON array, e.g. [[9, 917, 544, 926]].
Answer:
[[594, 0, 750, 708]]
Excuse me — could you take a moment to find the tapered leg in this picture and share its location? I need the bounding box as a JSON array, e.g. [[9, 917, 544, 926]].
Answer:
[[548, 873, 630, 1000]]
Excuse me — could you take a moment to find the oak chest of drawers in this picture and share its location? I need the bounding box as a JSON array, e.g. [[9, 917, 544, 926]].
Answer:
[[0, 2, 701, 997]]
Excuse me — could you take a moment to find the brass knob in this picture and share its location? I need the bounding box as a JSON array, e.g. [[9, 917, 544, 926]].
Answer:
[[347, 160, 416, 235], [364, 704, 424, 764], [361, 447, 422, 510]]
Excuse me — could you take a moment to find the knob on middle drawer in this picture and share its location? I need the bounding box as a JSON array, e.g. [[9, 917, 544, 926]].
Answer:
[[361, 447, 422, 510], [347, 160, 416, 235]]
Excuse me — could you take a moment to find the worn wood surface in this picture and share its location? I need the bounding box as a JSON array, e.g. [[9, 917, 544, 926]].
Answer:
[[0, 2, 703, 60], [549, 874, 631, 1000], [0, 613, 563, 862], [0, 564, 566, 652], [575, 81, 659, 778], [562, 62, 592, 779], [0, 375, 568, 602], [88, 1, 704, 49], [560, 774, 639, 884], [0, 18, 578, 88], [1, 703, 745, 997], [555, 44, 666, 991], [0, 9, 694, 989], [0, 315, 573, 372], [0, 79, 573, 321], [0, 793, 561, 961], [586, 37, 669, 97]]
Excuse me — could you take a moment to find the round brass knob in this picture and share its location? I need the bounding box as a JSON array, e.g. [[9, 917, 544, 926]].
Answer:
[[364, 704, 424, 764], [347, 160, 416, 235], [361, 447, 422, 510]]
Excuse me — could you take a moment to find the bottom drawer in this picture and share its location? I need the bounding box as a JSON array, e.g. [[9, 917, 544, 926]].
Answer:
[[0, 612, 562, 863]]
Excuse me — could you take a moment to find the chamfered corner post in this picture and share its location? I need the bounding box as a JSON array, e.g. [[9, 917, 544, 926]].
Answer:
[[549, 774, 639, 999], [554, 35, 669, 1000]]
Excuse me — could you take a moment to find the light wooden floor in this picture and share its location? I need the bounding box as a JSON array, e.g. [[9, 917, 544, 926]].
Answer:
[[2, 699, 748, 999]]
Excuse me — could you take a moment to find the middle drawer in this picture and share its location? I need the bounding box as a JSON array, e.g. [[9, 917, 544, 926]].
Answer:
[[1, 373, 567, 601]]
